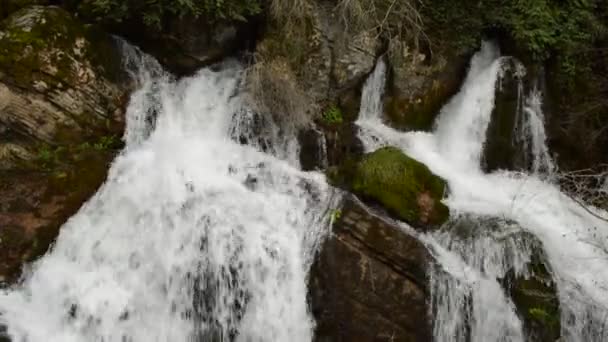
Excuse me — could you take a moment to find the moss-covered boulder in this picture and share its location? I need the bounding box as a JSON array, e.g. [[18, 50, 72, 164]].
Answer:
[[351, 146, 449, 228]]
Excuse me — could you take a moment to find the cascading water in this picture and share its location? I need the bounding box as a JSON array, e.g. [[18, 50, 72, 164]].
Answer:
[[0, 44, 337, 342], [515, 88, 556, 176], [357, 41, 608, 341]]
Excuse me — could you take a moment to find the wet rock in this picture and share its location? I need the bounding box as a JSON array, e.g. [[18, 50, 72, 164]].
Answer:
[[0, 6, 127, 282], [310, 196, 431, 341], [332, 30, 381, 91], [0, 6, 127, 148], [385, 43, 469, 131], [111, 14, 257, 76], [505, 252, 561, 342], [351, 146, 449, 229]]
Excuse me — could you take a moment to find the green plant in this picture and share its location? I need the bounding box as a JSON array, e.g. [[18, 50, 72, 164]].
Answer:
[[84, 0, 262, 28], [330, 209, 342, 223], [322, 105, 343, 125]]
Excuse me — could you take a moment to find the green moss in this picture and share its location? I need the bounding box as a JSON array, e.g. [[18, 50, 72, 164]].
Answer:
[[351, 146, 449, 227], [0, 6, 124, 89], [510, 259, 561, 341], [322, 104, 344, 125]]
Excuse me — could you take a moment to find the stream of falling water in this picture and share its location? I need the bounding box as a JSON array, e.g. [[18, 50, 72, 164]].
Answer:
[[0, 44, 336, 342], [358, 42, 608, 341]]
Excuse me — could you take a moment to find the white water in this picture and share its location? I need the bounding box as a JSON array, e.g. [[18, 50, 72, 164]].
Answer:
[[513, 82, 556, 176], [357, 41, 608, 341], [0, 45, 337, 341]]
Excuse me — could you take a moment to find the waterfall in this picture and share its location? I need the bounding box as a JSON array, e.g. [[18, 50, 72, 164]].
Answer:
[[356, 41, 608, 341], [514, 88, 556, 176], [0, 45, 337, 342]]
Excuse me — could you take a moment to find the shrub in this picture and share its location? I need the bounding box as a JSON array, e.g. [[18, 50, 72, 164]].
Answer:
[[83, 0, 262, 28]]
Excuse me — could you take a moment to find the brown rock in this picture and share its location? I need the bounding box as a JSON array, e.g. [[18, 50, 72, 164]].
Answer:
[[310, 196, 432, 341]]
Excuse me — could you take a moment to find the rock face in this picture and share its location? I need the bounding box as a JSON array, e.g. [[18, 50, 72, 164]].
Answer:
[[352, 146, 449, 229], [112, 14, 256, 75], [385, 45, 469, 132], [0, 6, 126, 148], [0, 6, 127, 283], [309, 196, 431, 342], [250, 2, 381, 113]]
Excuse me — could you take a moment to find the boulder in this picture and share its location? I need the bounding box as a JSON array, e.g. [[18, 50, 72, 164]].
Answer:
[[385, 42, 469, 132], [351, 146, 449, 228], [0, 6, 128, 282], [309, 196, 432, 341]]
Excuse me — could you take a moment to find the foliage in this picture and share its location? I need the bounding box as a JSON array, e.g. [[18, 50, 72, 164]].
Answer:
[[422, 0, 607, 71], [322, 105, 343, 125], [82, 0, 262, 28], [36, 135, 121, 170], [330, 209, 342, 224]]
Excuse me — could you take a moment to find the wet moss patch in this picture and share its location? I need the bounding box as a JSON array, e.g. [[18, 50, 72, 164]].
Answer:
[[351, 146, 449, 228]]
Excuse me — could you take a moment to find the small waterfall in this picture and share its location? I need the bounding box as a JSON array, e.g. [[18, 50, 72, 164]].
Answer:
[[355, 42, 608, 341], [514, 88, 556, 176], [0, 45, 336, 341], [433, 41, 504, 171]]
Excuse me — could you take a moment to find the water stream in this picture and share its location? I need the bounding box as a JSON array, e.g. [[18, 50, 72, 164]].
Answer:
[[0, 45, 336, 342], [357, 41, 608, 341], [1, 37, 608, 342]]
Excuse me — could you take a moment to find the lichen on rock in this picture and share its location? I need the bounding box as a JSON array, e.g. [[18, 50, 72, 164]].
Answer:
[[351, 146, 449, 228], [0, 5, 126, 146]]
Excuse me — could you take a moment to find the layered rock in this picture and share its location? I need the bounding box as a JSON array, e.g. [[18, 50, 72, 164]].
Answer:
[[0, 6, 128, 282], [310, 196, 431, 341]]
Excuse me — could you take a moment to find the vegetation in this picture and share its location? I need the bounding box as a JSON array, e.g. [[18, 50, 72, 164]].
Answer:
[[81, 0, 262, 28], [36, 135, 122, 171], [321, 105, 343, 125], [330, 209, 342, 224], [422, 0, 607, 75], [352, 147, 449, 227]]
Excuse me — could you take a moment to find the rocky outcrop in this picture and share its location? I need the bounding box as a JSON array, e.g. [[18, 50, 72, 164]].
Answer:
[[0, 6, 126, 148], [250, 2, 381, 113], [310, 196, 431, 341], [0, 6, 127, 282], [385, 44, 469, 132], [110, 14, 257, 75], [351, 146, 449, 229]]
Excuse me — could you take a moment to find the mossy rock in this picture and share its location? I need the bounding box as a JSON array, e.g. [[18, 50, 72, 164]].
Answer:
[[503, 245, 561, 342], [385, 43, 469, 132], [351, 146, 449, 228], [0, 5, 127, 147]]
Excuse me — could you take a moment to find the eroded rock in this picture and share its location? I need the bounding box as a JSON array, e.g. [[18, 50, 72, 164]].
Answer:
[[310, 196, 431, 341], [0, 6, 128, 282]]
